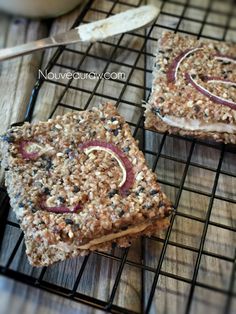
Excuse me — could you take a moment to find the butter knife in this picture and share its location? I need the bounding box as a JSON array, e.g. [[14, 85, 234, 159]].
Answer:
[[0, 5, 159, 62]]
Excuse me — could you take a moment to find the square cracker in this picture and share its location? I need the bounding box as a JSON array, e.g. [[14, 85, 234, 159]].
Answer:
[[0, 103, 172, 266], [145, 31, 236, 144]]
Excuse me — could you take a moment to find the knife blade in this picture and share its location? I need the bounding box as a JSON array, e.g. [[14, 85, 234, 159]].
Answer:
[[0, 5, 159, 62]]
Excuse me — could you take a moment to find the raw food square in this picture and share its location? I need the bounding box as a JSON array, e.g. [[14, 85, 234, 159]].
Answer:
[[0, 103, 172, 266], [145, 31, 236, 144]]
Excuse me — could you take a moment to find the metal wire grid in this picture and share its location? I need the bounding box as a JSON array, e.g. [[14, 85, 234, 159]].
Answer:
[[0, 0, 236, 313]]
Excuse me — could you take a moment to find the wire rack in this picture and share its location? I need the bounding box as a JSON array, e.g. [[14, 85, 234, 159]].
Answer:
[[0, 0, 236, 313]]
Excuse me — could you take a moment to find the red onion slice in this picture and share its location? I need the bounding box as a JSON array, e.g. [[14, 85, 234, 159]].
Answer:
[[214, 54, 236, 64], [19, 141, 40, 160], [202, 76, 236, 87], [167, 47, 203, 83], [40, 199, 82, 213], [185, 73, 236, 110], [73, 204, 82, 212], [79, 140, 134, 195], [19, 140, 53, 160]]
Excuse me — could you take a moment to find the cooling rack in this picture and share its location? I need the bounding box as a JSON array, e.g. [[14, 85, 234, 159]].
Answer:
[[0, 0, 236, 313]]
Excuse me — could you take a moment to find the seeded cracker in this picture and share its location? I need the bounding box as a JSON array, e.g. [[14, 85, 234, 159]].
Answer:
[[0, 103, 172, 266], [145, 31, 236, 144]]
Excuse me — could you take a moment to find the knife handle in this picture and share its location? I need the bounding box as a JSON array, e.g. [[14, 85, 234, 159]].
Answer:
[[0, 30, 79, 61], [0, 38, 56, 61]]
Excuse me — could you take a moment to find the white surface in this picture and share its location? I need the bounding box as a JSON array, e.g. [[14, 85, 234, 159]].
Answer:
[[0, 0, 82, 18], [159, 114, 236, 133]]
